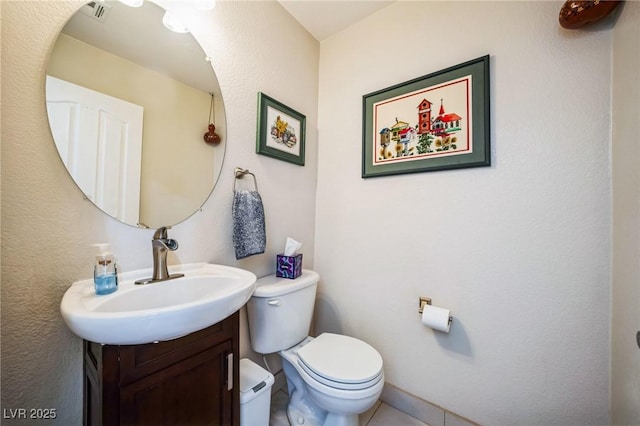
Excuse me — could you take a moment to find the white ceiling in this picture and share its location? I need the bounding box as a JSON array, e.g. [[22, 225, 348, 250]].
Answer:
[[57, 0, 393, 93], [278, 0, 394, 41], [61, 1, 218, 93]]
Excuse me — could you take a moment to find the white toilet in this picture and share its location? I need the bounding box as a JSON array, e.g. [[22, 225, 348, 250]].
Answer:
[[247, 270, 384, 426]]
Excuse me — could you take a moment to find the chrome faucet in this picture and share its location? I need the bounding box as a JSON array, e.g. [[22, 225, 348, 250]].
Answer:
[[135, 226, 184, 285]]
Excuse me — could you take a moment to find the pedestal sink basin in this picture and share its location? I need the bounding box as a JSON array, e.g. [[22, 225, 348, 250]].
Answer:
[[60, 263, 257, 345]]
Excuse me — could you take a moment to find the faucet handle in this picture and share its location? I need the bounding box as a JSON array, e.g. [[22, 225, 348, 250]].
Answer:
[[153, 226, 172, 239]]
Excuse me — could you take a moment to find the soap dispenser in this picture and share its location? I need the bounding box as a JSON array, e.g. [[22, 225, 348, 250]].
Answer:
[[93, 243, 118, 295]]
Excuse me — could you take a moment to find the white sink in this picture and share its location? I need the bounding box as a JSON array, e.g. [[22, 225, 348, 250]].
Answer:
[[60, 263, 257, 345]]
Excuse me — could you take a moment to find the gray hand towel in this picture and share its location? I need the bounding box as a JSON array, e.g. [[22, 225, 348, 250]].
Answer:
[[232, 189, 266, 259]]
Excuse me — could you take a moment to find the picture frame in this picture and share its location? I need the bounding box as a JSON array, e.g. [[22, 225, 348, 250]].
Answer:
[[362, 55, 490, 178], [256, 92, 306, 166]]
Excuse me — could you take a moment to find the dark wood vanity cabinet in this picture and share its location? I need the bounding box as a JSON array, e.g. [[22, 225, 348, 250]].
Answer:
[[83, 312, 240, 426]]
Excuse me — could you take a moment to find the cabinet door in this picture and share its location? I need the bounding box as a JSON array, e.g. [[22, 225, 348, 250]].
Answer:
[[119, 340, 233, 426]]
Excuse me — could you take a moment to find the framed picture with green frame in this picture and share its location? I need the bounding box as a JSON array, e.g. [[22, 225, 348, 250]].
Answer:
[[362, 55, 491, 178], [256, 92, 306, 166]]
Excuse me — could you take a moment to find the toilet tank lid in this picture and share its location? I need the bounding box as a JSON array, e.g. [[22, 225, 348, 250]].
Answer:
[[252, 269, 320, 297]]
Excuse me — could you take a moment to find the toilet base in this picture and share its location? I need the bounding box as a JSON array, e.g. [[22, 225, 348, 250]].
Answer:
[[285, 383, 359, 426], [283, 357, 327, 426], [322, 412, 359, 426], [285, 396, 360, 426]]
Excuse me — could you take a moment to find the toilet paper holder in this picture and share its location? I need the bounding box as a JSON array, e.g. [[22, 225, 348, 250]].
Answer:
[[418, 297, 432, 314], [418, 297, 453, 325]]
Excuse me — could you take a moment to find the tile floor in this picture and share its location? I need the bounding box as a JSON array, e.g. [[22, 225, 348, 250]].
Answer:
[[269, 390, 429, 426]]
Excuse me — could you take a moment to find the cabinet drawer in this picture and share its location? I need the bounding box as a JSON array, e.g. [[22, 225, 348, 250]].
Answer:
[[118, 312, 238, 385]]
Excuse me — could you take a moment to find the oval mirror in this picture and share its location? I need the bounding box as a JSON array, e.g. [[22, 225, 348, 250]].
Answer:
[[45, 0, 226, 229]]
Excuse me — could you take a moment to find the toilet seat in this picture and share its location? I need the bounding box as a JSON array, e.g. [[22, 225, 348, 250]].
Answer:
[[296, 333, 383, 390]]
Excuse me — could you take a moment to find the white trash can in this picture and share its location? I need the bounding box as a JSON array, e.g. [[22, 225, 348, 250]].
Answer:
[[240, 358, 275, 426]]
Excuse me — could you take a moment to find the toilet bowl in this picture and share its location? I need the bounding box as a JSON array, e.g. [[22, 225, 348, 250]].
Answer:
[[281, 334, 384, 426], [246, 271, 384, 426]]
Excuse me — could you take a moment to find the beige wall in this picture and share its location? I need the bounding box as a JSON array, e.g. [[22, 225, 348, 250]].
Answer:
[[47, 33, 219, 227], [3, 0, 638, 425], [315, 2, 613, 424], [1, 1, 318, 424], [611, 1, 640, 424]]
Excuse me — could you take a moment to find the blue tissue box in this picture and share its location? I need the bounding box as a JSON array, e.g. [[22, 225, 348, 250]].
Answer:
[[276, 253, 302, 279]]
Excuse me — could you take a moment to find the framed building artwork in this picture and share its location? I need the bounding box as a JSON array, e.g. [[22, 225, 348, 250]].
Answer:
[[362, 55, 490, 178]]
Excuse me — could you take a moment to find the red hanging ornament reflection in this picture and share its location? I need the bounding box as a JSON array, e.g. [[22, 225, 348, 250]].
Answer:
[[204, 123, 221, 145], [204, 93, 221, 145]]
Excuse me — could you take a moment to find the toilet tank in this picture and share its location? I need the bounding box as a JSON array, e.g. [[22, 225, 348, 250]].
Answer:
[[247, 270, 319, 354]]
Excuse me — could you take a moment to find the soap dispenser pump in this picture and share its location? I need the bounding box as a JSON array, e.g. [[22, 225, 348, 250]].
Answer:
[[93, 243, 118, 295]]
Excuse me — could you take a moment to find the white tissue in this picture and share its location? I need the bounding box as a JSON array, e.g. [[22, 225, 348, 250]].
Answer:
[[421, 304, 452, 333], [284, 238, 302, 256]]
